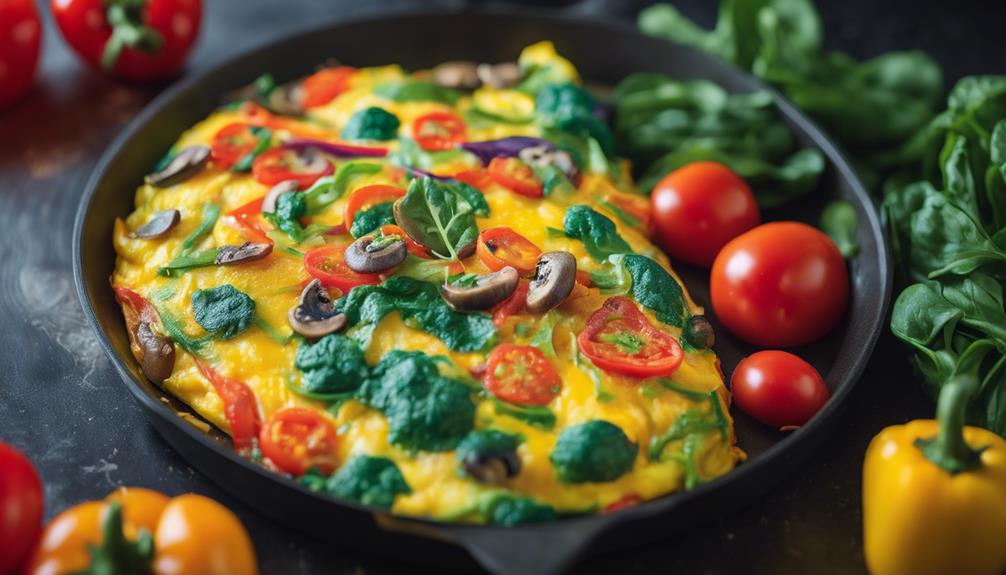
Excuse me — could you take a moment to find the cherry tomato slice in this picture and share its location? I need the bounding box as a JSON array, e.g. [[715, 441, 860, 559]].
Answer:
[[304, 244, 383, 292], [578, 296, 683, 378], [413, 111, 466, 151], [604, 193, 653, 236], [211, 123, 263, 169], [251, 148, 333, 188], [484, 344, 561, 406], [452, 168, 492, 190], [477, 227, 542, 275], [343, 184, 406, 230], [380, 224, 431, 259], [491, 280, 529, 328], [193, 359, 261, 455], [259, 407, 339, 476], [301, 66, 357, 109], [227, 197, 273, 245], [488, 157, 543, 197]]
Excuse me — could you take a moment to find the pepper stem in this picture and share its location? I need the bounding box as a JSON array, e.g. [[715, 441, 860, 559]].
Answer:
[[914, 374, 986, 475], [101, 0, 164, 71]]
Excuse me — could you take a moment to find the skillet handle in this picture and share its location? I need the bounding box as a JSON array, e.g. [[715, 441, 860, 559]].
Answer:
[[438, 520, 608, 575]]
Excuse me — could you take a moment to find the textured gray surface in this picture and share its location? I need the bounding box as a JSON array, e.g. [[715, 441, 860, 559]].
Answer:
[[0, 0, 997, 573]]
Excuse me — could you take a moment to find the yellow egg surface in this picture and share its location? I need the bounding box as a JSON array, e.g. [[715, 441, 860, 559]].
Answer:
[[111, 42, 740, 525]]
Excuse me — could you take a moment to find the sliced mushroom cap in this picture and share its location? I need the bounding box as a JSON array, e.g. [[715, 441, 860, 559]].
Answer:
[[262, 180, 300, 214], [215, 242, 273, 265], [288, 279, 347, 338], [518, 145, 581, 186], [266, 80, 305, 116], [132, 209, 180, 239], [462, 448, 521, 484], [683, 315, 715, 349], [136, 321, 175, 384], [476, 62, 522, 89], [432, 61, 480, 90], [145, 145, 211, 188], [344, 235, 407, 274], [441, 266, 519, 312], [526, 251, 576, 314]]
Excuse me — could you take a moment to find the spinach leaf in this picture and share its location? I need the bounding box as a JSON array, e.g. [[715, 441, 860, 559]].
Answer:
[[358, 350, 475, 452], [562, 205, 632, 261], [294, 333, 370, 394], [304, 161, 383, 213], [623, 255, 688, 327], [341, 107, 400, 141], [444, 179, 490, 217], [191, 284, 255, 339], [264, 191, 308, 242], [536, 84, 614, 156], [820, 200, 859, 258], [350, 202, 395, 238], [394, 176, 479, 260], [374, 80, 461, 104], [336, 276, 497, 352], [550, 420, 636, 483], [326, 455, 411, 510]]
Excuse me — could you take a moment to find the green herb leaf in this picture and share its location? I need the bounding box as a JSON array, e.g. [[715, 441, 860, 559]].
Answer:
[[820, 200, 859, 258], [562, 205, 633, 261], [342, 106, 400, 141], [394, 176, 479, 260], [304, 161, 383, 213], [191, 284, 256, 340]]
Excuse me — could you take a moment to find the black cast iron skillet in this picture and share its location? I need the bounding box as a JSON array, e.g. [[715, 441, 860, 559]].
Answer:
[[73, 7, 891, 575]]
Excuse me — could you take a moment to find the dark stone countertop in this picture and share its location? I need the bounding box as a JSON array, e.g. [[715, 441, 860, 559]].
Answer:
[[0, 0, 999, 573]]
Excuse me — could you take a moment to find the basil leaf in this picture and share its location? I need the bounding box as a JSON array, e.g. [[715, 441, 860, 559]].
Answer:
[[394, 176, 479, 260], [820, 200, 859, 258]]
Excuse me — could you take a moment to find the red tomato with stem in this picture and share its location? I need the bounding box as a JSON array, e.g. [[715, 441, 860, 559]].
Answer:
[[259, 407, 339, 476], [301, 66, 356, 109], [304, 244, 383, 292], [51, 0, 201, 81], [711, 221, 849, 347], [476, 227, 541, 275], [578, 296, 683, 378], [0, 443, 43, 575], [651, 162, 760, 267], [488, 157, 542, 198], [483, 344, 561, 406], [343, 184, 405, 230], [413, 111, 466, 151], [731, 350, 830, 427], [251, 148, 333, 188], [0, 0, 41, 108]]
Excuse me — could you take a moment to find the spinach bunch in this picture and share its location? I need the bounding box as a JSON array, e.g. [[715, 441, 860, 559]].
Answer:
[[341, 107, 400, 141], [549, 420, 637, 484], [636, 0, 943, 185], [191, 285, 256, 340], [886, 77, 1006, 437], [295, 333, 370, 394], [320, 455, 411, 510], [614, 73, 824, 203]]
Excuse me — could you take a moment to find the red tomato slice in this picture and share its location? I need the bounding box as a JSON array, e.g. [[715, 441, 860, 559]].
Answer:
[[577, 296, 683, 378], [413, 111, 466, 151], [604, 493, 642, 513], [227, 197, 273, 245], [251, 147, 334, 188], [605, 193, 654, 236], [483, 344, 561, 406], [452, 168, 492, 190], [193, 358, 261, 455], [491, 280, 529, 328], [302, 66, 357, 109], [343, 184, 405, 230], [304, 244, 383, 292], [380, 224, 431, 259], [211, 123, 262, 169], [259, 407, 339, 476], [477, 227, 542, 275], [488, 157, 542, 198]]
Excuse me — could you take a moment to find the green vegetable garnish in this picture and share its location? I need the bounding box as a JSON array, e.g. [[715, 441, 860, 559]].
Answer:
[[393, 176, 479, 261], [325, 455, 411, 510], [341, 106, 400, 141], [550, 420, 637, 483], [191, 284, 256, 339], [562, 204, 632, 261]]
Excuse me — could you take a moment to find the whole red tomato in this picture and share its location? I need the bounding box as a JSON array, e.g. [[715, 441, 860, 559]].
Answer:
[[0, 0, 41, 108], [651, 161, 760, 267], [0, 443, 44, 574], [51, 0, 201, 81], [711, 221, 848, 347], [731, 350, 830, 427]]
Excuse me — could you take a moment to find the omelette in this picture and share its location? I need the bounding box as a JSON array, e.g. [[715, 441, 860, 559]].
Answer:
[[111, 42, 742, 524]]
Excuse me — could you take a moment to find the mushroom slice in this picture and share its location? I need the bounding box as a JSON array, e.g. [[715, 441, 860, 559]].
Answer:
[[145, 145, 211, 188], [432, 61, 480, 90], [344, 235, 407, 274], [441, 266, 519, 312], [288, 279, 347, 339], [518, 145, 581, 185], [476, 62, 522, 89], [267, 80, 305, 116], [262, 180, 300, 214], [684, 315, 716, 349], [462, 447, 521, 484], [136, 321, 175, 384], [526, 251, 576, 314], [131, 209, 180, 239], [215, 242, 273, 265]]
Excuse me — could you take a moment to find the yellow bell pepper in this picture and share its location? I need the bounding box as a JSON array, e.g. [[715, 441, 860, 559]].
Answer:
[[863, 377, 1006, 575]]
